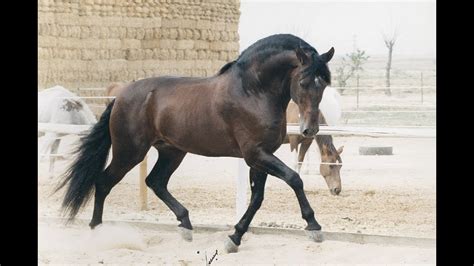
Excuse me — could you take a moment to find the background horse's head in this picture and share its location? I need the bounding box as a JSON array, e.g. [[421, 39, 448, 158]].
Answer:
[[318, 142, 344, 195], [290, 46, 335, 137]]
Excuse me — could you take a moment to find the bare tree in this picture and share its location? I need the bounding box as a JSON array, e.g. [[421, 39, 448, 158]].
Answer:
[[382, 29, 398, 96]]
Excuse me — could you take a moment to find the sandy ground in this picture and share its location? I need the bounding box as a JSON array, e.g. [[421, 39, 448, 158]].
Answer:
[[38, 220, 435, 265], [38, 132, 436, 264], [39, 134, 436, 236]]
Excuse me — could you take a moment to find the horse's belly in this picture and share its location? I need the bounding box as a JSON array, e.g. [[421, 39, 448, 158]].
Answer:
[[166, 134, 242, 157], [159, 120, 242, 157]]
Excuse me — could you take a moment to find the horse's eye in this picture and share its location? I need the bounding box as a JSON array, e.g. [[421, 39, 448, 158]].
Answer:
[[299, 79, 310, 87]]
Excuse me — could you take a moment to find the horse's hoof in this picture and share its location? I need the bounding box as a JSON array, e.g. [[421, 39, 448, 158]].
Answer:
[[305, 230, 324, 242], [90, 223, 102, 230], [224, 237, 239, 253], [178, 226, 193, 242]]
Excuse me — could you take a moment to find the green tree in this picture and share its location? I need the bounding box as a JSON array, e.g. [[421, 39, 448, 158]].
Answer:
[[336, 49, 370, 94]]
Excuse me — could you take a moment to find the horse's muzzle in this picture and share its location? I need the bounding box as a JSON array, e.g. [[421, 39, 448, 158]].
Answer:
[[302, 127, 318, 137], [330, 187, 341, 195]]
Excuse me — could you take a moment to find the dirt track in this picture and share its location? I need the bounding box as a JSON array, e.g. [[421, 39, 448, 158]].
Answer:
[[38, 220, 435, 265], [39, 134, 435, 235], [38, 133, 435, 264]]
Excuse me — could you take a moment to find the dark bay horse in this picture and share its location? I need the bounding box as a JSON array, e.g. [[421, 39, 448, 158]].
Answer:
[[106, 83, 344, 196], [284, 101, 343, 195], [57, 34, 334, 253]]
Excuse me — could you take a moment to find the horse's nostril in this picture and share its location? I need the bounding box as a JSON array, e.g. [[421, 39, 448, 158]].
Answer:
[[333, 188, 341, 195], [303, 128, 317, 136]]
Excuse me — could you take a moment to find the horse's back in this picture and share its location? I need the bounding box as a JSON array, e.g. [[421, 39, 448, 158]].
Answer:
[[110, 75, 243, 157], [39, 86, 72, 122], [38, 85, 97, 125]]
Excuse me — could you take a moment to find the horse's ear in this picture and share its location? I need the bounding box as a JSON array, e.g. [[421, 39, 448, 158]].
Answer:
[[337, 145, 344, 154], [295, 47, 309, 65], [320, 47, 335, 63]]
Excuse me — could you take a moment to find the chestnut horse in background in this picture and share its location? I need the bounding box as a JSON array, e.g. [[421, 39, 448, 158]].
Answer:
[[285, 100, 343, 195], [105, 82, 131, 105], [56, 34, 335, 253]]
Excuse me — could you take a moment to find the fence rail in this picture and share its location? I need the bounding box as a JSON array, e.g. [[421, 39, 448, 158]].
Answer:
[[39, 121, 435, 219], [38, 123, 436, 139], [331, 86, 436, 91]]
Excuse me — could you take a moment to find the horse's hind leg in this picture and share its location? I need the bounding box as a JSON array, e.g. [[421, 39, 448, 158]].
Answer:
[[39, 132, 56, 162], [145, 147, 191, 240], [48, 138, 61, 179], [226, 168, 267, 253], [89, 146, 148, 229]]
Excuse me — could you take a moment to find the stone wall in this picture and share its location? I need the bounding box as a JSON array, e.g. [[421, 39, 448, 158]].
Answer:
[[38, 0, 240, 90]]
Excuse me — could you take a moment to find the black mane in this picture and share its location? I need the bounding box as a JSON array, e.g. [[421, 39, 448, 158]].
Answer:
[[236, 34, 316, 69], [217, 60, 237, 75], [217, 34, 331, 85], [316, 135, 342, 163]]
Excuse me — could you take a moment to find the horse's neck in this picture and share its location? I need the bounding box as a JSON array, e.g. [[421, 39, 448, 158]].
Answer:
[[315, 134, 334, 155], [238, 52, 296, 109], [257, 51, 297, 87]]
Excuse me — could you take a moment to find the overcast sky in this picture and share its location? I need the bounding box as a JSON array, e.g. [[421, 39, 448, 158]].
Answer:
[[239, 1, 436, 58]]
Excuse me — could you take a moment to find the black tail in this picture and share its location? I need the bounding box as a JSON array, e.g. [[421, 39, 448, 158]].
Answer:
[[55, 100, 115, 219]]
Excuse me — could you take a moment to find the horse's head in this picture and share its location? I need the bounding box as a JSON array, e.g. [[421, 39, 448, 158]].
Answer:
[[319, 145, 344, 195], [290, 46, 334, 137]]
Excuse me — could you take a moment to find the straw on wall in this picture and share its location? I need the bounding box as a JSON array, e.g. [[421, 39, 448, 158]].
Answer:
[[38, 0, 241, 89]]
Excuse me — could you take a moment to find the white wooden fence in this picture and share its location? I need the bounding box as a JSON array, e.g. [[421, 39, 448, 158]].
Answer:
[[38, 121, 435, 221], [38, 89, 435, 220], [37, 123, 150, 211], [235, 124, 435, 221]]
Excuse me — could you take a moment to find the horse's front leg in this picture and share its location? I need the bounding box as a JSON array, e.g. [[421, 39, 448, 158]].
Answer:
[[226, 168, 267, 253], [247, 149, 323, 239]]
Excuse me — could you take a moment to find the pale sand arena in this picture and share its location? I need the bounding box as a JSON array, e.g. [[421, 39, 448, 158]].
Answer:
[[38, 221, 435, 265], [38, 134, 435, 264]]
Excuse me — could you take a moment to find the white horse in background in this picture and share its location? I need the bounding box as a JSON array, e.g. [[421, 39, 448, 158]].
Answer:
[[38, 85, 97, 178], [319, 86, 342, 126]]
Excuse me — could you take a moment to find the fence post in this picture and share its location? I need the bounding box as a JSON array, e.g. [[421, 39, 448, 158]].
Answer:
[[236, 159, 249, 223], [356, 74, 360, 109], [139, 156, 148, 211], [420, 72, 424, 104]]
